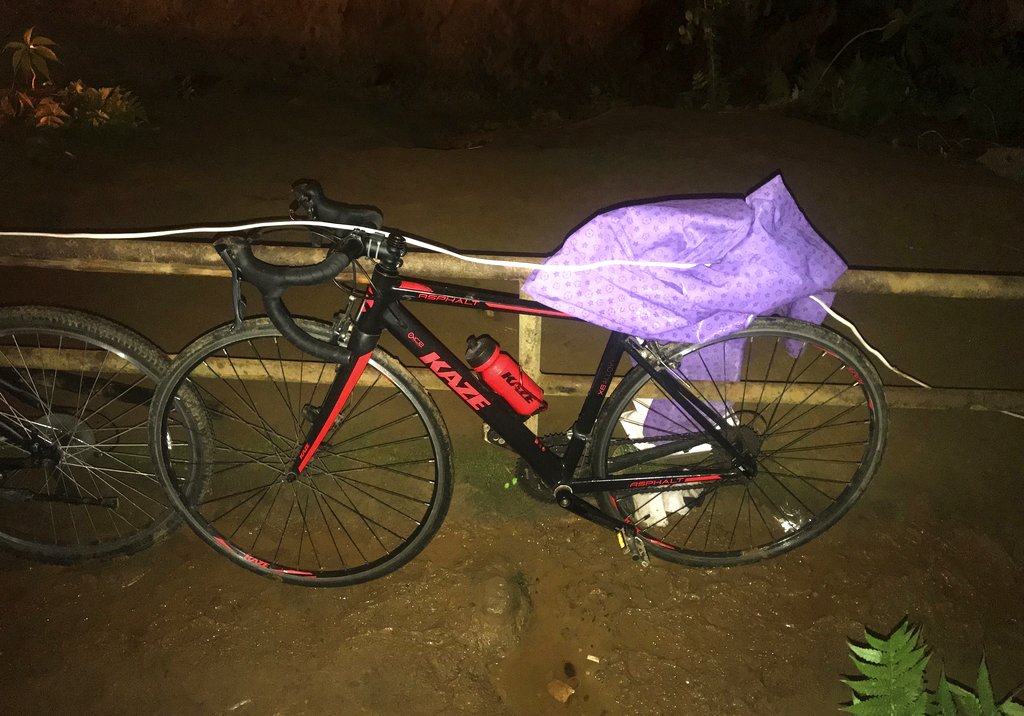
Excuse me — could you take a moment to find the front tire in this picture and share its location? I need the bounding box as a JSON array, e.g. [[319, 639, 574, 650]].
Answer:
[[150, 318, 453, 587]]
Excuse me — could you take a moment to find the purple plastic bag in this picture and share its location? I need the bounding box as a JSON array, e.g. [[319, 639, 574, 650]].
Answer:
[[522, 174, 845, 343]]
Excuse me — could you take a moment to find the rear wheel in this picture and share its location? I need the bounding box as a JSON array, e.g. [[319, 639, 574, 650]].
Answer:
[[0, 306, 187, 563], [591, 317, 888, 567], [150, 318, 453, 587]]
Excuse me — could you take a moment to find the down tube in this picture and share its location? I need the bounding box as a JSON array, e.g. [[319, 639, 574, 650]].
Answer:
[[383, 304, 565, 482]]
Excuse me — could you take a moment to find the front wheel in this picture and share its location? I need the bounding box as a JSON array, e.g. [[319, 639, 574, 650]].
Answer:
[[590, 317, 888, 567], [150, 318, 453, 587]]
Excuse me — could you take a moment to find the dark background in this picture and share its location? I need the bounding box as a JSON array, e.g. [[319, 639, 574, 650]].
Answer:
[[3, 0, 1023, 142]]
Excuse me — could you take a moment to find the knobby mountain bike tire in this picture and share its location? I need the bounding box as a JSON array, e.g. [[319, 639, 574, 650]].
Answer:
[[590, 317, 888, 567], [149, 318, 453, 587], [0, 306, 194, 563]]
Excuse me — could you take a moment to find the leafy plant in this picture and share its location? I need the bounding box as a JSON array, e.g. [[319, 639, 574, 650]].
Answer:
[[671, 0, 1023, 147], [1, 80, 146, 131], [0, 28, 147, 134], [60, 81, 147, 129], [792, 55, 911, 134], [843, 620, 1024, 715], [32, 94, 70, 128], [677, 0, 732, 109], [960, 62, 1024, 143], [0, 89, 33, 122], [815, 0, 956, 90], [4, 27, 58, 89]]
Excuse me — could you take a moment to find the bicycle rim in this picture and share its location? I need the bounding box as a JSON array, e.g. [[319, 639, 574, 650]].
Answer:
[[153, 319, 452, 586], [0, 307, 180, 562], [593, 318, 888, 567]]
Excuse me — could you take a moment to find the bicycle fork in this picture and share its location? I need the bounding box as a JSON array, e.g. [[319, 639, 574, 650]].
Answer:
[[287, 288, 392, 478], [288, 324, 381, 477]]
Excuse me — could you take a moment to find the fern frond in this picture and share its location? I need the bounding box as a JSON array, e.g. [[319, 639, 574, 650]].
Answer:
[[932, 673, 957, 716], [844, 621, 930, 714], [977, 659, 998, 714]]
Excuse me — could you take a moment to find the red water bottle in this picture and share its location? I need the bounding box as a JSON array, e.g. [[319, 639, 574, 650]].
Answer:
[[465, 335, 548, 417]]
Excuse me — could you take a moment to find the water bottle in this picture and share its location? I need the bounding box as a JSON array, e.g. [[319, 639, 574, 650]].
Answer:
[[465, 335, 548, 417]]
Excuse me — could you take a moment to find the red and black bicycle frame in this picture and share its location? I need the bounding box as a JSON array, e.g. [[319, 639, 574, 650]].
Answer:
[[291, 266, 753, 534]]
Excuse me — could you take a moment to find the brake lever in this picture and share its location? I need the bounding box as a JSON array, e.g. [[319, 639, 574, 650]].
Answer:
[[288, 195, 315, 220], [289, 190, 323, 247], [230, 261, 247, 328], [214, 237, 248, 328]]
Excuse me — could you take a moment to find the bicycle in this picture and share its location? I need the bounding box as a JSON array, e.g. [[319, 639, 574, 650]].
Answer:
[[149, 180, 888, 587], [0, 306, 197, 563]]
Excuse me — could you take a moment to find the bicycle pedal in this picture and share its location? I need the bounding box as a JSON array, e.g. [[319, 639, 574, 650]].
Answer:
[[616, 529, 650, 568]]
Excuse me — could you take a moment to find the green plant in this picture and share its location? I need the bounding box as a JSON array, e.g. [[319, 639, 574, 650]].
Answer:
[[0, 28, 147, 133], [32, 94, 70, 128], [0, 89, 32, 124], [960, 62, 1024, 143], [843, 620, 1024, 715], [792, 55, 911, 134], [4, 27, 58, 89], [60, 81, 147, 129], [677, 0, 732, 109], [1, 80, 147, 131]]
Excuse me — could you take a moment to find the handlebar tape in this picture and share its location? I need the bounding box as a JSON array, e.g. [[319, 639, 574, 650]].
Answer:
[[218, 235, 361, 290], [263, 295, 351, 364], [215, 235, 363, 364]]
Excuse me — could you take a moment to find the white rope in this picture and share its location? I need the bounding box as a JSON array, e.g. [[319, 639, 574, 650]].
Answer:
[[0, 221, 698, 273], [2, 222, 1019, 421], [810, 296, 1023, 421], [808, 295, 932, 388]]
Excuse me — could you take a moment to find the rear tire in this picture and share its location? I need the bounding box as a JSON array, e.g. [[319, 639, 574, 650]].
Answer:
[[591, 318, 888, 567]]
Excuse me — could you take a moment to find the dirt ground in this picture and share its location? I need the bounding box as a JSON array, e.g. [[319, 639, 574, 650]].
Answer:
[[1, 94, 1023, 714]]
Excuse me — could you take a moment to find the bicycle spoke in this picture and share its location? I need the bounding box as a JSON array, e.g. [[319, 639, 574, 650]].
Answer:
[[598, 321, 885, 565], [304, 479, 403, 547], [309, 486, 347, 568], [0, 315, 190, 558], [199, 369, 293, 456], [55, 457, 163, 520], [157, 324, 451, 582], [759, 454, 844, 503], [764, 402, 865, 454]]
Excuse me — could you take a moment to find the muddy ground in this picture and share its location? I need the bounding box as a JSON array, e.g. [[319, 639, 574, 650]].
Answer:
[[1, 95, 1023, 714]]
